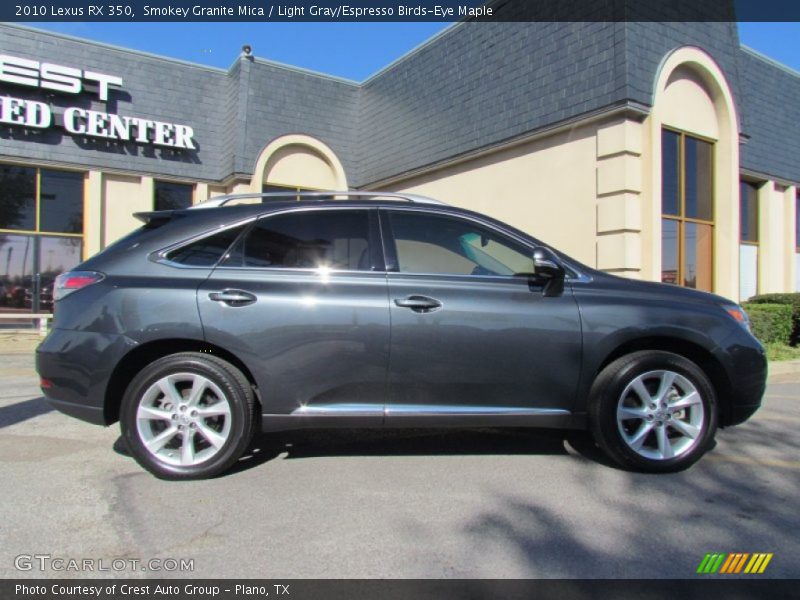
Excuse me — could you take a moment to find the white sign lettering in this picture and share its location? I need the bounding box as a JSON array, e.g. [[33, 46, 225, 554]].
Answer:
[[62, 106, 195, 150], [0, 54, 195, 150], [0, 54, 121, 100], [0, 96, 51, 128]]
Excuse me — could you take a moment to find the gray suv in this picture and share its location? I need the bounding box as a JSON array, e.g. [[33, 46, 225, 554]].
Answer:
[[36, 192, 767, 480]]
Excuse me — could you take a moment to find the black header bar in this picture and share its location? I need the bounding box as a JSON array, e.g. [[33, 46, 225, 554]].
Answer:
[[4, 579, 800, 600], [2, 0, 800, 22]]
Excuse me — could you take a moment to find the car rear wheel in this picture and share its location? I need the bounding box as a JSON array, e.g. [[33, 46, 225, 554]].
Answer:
[[589, 350, 717, 473], [120, 352, 256, 480]]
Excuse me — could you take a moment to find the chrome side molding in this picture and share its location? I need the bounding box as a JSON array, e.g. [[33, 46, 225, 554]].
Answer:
[[291, 404, 570, 417]]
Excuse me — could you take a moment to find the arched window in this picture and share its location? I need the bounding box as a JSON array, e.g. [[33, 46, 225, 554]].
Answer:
[[650, 47, 739, 299], [660, 128, 714, 292], [250, 135, 347, 194]]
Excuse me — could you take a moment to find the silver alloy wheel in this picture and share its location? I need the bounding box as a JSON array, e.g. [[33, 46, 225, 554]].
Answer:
[[616, 369, 705, 461], [136, 372, 232, 467]]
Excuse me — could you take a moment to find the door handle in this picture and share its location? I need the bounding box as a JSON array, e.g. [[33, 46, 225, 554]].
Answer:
[[394, 295, 442, 313], [208, 289, 257, 306]]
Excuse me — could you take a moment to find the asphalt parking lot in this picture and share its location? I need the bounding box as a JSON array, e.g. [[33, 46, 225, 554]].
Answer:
[[1, 336, 798, 579]]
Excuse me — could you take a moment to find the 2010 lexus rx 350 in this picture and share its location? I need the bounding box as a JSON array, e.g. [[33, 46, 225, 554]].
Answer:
[[36, 192, 767, 480]]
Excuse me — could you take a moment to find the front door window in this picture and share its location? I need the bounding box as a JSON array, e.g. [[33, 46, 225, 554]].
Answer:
[[387, 210, 535, 277]]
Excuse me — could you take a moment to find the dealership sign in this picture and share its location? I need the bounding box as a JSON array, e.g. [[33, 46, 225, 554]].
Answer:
[[0, 54, 196, 149]]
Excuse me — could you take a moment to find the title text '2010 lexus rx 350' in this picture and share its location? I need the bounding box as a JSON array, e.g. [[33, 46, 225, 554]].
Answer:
[[36, 192, 767, 480]]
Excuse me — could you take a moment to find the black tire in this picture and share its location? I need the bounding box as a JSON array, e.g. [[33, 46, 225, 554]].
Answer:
[[120, 352, 256, 480], [589, 350, 717, 473]]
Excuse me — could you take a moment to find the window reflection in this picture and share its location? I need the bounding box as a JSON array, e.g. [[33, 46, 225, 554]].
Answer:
[[0, 166, 36, 232], [685, 137, 713, 221], [740, 181, 759, 243], [796, 193, 800, 251], [683, 223, 713, 292], [0, 235, 34, 313], [155, 181, 194, 211], [661, 219, 678, 285], [38, 237, 83, 312], [40, 170, 84, 234], [661, 130, 714, 291], [0, 164, 85, 320], [661, 130, 680, 216], [0, 235, 82, 316]]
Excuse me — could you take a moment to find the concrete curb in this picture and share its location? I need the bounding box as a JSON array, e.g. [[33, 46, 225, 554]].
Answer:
[[768, 360, 800, 379]]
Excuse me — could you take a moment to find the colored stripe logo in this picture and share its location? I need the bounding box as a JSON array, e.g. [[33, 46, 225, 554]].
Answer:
[[697, 553, 773, 574]]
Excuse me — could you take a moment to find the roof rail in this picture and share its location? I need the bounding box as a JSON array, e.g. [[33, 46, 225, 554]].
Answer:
[[189, 190, 447, 209]]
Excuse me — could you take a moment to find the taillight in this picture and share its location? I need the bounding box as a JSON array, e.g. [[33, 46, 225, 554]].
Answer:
[[54, 271, 105, 301]]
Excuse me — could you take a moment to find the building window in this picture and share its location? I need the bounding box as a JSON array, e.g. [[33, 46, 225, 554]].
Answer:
[[0, 165, 84, 317], [796, 191, 800, 292], [738, 181, 759, 301], [154, 181, 194, 211], [796, 191, 800, 252], [661, 129, 714, 292], [740, 181, 759, 245]]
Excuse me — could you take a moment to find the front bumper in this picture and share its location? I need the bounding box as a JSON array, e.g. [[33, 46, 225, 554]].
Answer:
[[36, 328, 135, 426], [727, 403, 762, 427], [713, 327, 768, 427]]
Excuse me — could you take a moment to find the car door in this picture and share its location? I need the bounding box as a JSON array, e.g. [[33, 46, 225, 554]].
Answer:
[[197, 207, 390, 421], [381, 208, 583, 423]]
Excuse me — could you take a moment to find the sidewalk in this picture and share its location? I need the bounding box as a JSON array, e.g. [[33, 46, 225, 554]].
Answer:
[[0, 333, 41, 356], [768, 359, 800, 377]]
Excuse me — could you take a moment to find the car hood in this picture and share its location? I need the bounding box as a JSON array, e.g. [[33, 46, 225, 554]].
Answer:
[[587, 270, 734, 307]]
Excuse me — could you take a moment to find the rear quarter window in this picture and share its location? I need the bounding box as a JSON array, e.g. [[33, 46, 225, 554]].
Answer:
[[165, 225, 246, 267]]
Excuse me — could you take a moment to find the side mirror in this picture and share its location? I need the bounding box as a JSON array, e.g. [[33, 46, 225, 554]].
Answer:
[[532, 247, 565, 297]]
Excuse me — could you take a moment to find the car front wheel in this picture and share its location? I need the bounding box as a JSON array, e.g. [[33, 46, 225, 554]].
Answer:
[[589, 350, 717, 473], [120, 352, 256, 480]]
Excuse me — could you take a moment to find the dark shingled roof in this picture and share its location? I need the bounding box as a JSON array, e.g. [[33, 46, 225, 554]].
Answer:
[[357, 19, 800, 185], [0, 14, 798, 187], [737, 47, 800, 183], [357, 21, 626, 185]]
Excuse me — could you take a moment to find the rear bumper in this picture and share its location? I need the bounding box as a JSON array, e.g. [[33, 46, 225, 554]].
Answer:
[[36, 328, 135, 426], [45, 397, 106, 425]]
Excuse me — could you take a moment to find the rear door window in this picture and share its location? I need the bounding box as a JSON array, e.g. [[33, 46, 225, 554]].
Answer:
[[221, 209, 374, 271]]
